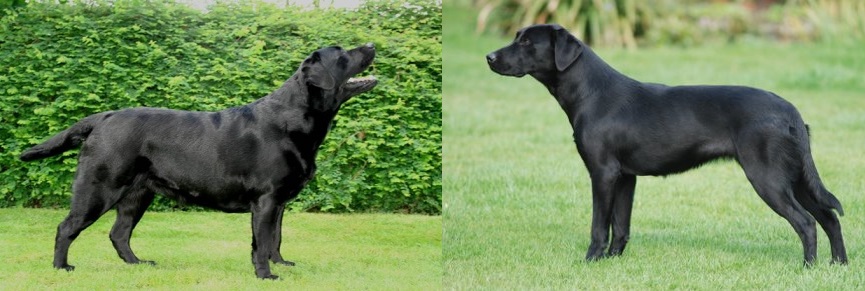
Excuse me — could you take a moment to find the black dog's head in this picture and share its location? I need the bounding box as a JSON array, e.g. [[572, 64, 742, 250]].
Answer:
[[300, 43, 377, 110], [486, 24, 583, 77]]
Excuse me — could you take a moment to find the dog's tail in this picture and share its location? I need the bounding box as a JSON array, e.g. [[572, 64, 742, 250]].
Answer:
[[19, 113, 106, 162], [800, 125, 844, 216]]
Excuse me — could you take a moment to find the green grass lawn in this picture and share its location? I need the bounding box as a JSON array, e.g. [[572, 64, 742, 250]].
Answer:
[[0, 208, 441, 289], [443, 2, 865, 289]]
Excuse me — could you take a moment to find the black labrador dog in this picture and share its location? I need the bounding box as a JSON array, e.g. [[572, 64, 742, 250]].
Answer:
[[486, 24, 846, 265], [19, 43, 378, 279]]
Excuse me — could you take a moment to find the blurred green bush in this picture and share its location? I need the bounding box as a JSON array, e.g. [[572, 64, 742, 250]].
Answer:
[[0, 0, 442, 214], [474, 0, 865, 47]]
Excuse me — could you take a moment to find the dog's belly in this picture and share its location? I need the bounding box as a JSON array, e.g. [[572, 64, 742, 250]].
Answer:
[[144, 174, 256, 213], [618, 138, 735, 176], [180, 193, 253, 213]]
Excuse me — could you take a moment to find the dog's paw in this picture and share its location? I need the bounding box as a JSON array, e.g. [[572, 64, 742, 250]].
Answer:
[[258, 274, 280, 280], [274, 260, 295, 266], [831, 257, 848, 265], [584, 253, 609, 262], [55, 264, 75, 272], [125, 259, 157, 266]]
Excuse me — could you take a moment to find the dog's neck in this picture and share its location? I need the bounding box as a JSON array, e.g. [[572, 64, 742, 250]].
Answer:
[[268, 74, 341, 113], [254, 74, 341, 159], [532, 48, 639, 128]]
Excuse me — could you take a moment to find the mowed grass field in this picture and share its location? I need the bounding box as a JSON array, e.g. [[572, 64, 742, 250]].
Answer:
[[0, 208, 441, 289], [443, 3, 865, 289]]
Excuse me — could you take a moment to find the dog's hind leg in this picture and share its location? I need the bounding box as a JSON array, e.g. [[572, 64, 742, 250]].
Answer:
[[793, 180, 847, 264], [109, 180, 156, 265], [607, 174, 637, 257], [54, 176, 124, 271], [268, 204, 295, 266], [736, 128, 817, 265]]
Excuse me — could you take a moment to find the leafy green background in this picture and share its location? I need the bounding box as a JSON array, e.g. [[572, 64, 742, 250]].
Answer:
[[0, 0, 442, 214]]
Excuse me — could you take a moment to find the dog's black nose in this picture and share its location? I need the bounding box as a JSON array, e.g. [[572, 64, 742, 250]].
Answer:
[[365, 42, 375, 48], [486, 53, 497, 63]]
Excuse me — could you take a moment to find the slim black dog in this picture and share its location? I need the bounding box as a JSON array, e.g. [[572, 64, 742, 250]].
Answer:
[[19, 43, 378, 279], [486, 24, 846, 265]]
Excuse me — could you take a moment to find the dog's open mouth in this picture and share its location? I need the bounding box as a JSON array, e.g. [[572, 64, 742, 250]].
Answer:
[[345, 75, 377, 90], [342, 75, 378, 97], [347, 75, 377, 85]]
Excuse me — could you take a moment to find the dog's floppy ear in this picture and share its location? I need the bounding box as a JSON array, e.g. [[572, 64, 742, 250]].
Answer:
[[552, 25, 582, 71], [301, 52, 336, 89]]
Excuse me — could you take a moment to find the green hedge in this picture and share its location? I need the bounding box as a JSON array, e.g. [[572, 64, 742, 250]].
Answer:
[[472, 0, 865, 48], [0, 0, 442, 214]]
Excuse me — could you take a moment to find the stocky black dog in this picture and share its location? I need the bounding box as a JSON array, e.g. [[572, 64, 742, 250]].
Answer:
[[19, 43, 378, 279], [486, 24, 847, 265]]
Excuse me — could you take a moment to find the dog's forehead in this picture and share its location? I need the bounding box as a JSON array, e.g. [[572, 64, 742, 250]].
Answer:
[[515, 25, 554, 40], [315, 46, 343, 56], [515, 28, 526, 38]]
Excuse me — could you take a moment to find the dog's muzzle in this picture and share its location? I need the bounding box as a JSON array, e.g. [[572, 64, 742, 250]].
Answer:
[[486, 52, 504, 73], [486, 52, 498, 64], [486, 52, 525, 77]]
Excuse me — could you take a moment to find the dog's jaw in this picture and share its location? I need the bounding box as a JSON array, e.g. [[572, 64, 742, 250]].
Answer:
[[487, 59, 527, 78], [344, 75, 378, 96]]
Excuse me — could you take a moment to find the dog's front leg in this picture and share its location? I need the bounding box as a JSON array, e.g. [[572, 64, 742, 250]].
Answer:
[[251, 198, 280, 280], [585, 168, 620, 261], [607, 174, 636, 257], [269, 204, 295, 266]]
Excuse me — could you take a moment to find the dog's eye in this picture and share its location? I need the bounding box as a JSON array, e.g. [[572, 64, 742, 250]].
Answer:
[[519, 39, 531, 46]]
